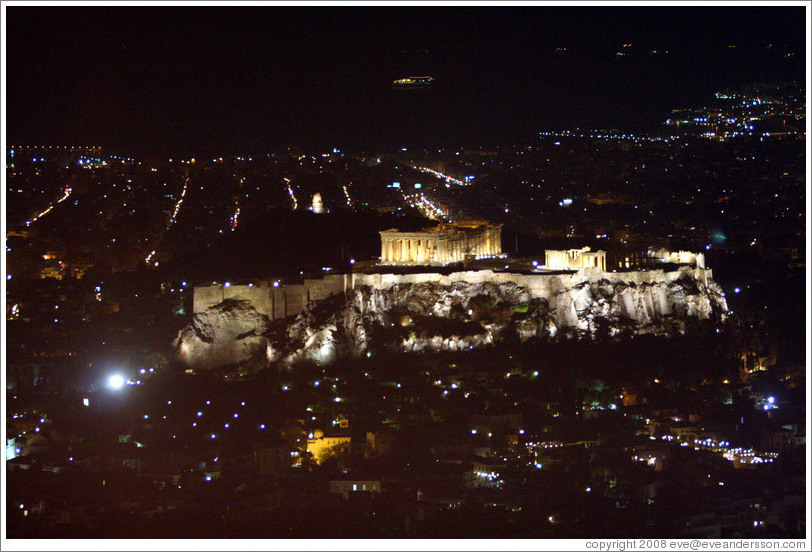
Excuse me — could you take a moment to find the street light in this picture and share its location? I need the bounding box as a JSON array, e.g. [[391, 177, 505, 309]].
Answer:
[[108, 374, 125, 390]]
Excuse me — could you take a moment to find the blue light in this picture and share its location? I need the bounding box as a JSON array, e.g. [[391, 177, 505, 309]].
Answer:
[[767, 396, 775, 405]]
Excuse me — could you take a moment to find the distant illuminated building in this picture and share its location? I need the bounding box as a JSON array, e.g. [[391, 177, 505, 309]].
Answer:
[[545, 247, 607, 271], [393, 76, 434, 89], [380, 220, 502, 265], [312, 193, 324, 214]]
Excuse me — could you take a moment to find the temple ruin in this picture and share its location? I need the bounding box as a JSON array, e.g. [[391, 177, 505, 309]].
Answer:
[[379, 220, 503, 265], [544, 247, 607, 271]]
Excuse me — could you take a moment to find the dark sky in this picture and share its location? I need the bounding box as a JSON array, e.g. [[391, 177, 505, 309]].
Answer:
[[6, 6, 806, 156]]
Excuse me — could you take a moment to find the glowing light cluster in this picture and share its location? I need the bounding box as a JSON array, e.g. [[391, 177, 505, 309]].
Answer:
[[146, 176, 190, 264], [413, 165, 467, 187], [402, 190, 446, 221], [229, 177, 245, 231], [342, 184, 353, 208], [284, 177, 298, 210], [30, 185, 72, 224]]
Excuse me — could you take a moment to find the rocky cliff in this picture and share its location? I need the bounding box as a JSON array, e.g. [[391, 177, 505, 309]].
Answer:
[[173, 299, 273, 371], [174, 267, 728, 371]]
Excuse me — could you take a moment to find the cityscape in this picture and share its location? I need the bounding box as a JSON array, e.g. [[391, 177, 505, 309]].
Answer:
[[2, 3, 809, 546]]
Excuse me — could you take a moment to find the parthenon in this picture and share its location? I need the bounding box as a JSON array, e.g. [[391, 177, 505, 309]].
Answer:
[[380, 220, 502, 265]]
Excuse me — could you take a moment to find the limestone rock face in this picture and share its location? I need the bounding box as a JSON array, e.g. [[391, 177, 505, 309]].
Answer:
[[173, 299, 272, 371], [174, 268, 728, 370], [273, 268, 727, 365]]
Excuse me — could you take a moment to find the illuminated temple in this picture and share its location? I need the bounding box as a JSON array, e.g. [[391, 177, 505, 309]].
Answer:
[[380, 220, 503, 265]]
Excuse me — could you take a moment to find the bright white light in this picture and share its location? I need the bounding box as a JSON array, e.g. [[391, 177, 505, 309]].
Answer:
[[108, 374, 125, 389], [767, 396, 775, 404]]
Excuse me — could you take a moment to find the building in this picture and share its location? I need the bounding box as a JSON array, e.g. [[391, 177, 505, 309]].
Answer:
[[329, 479, 382, 499], [545, 247, 607, 271], [380, 220, 502, 265], [311, 193, 324, 214], [307, 429, 351, 463], [647, 248, 706, 269]]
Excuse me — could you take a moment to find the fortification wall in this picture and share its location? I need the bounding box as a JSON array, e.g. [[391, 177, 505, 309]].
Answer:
[[193, 274, 347, 319], [350, 266, 711, 293]]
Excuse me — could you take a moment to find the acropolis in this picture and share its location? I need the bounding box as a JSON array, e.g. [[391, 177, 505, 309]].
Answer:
[[379, 220, 503, 265], [192, 220, 716, 328]]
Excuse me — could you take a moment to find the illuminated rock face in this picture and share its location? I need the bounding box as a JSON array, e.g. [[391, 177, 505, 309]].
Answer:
[[273, 267, 727, 365], [173, 299, 272, 371], [177, 267, 727, 371]]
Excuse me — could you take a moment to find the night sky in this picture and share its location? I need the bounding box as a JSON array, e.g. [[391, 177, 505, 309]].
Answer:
[[6, 6, 806, 156]]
